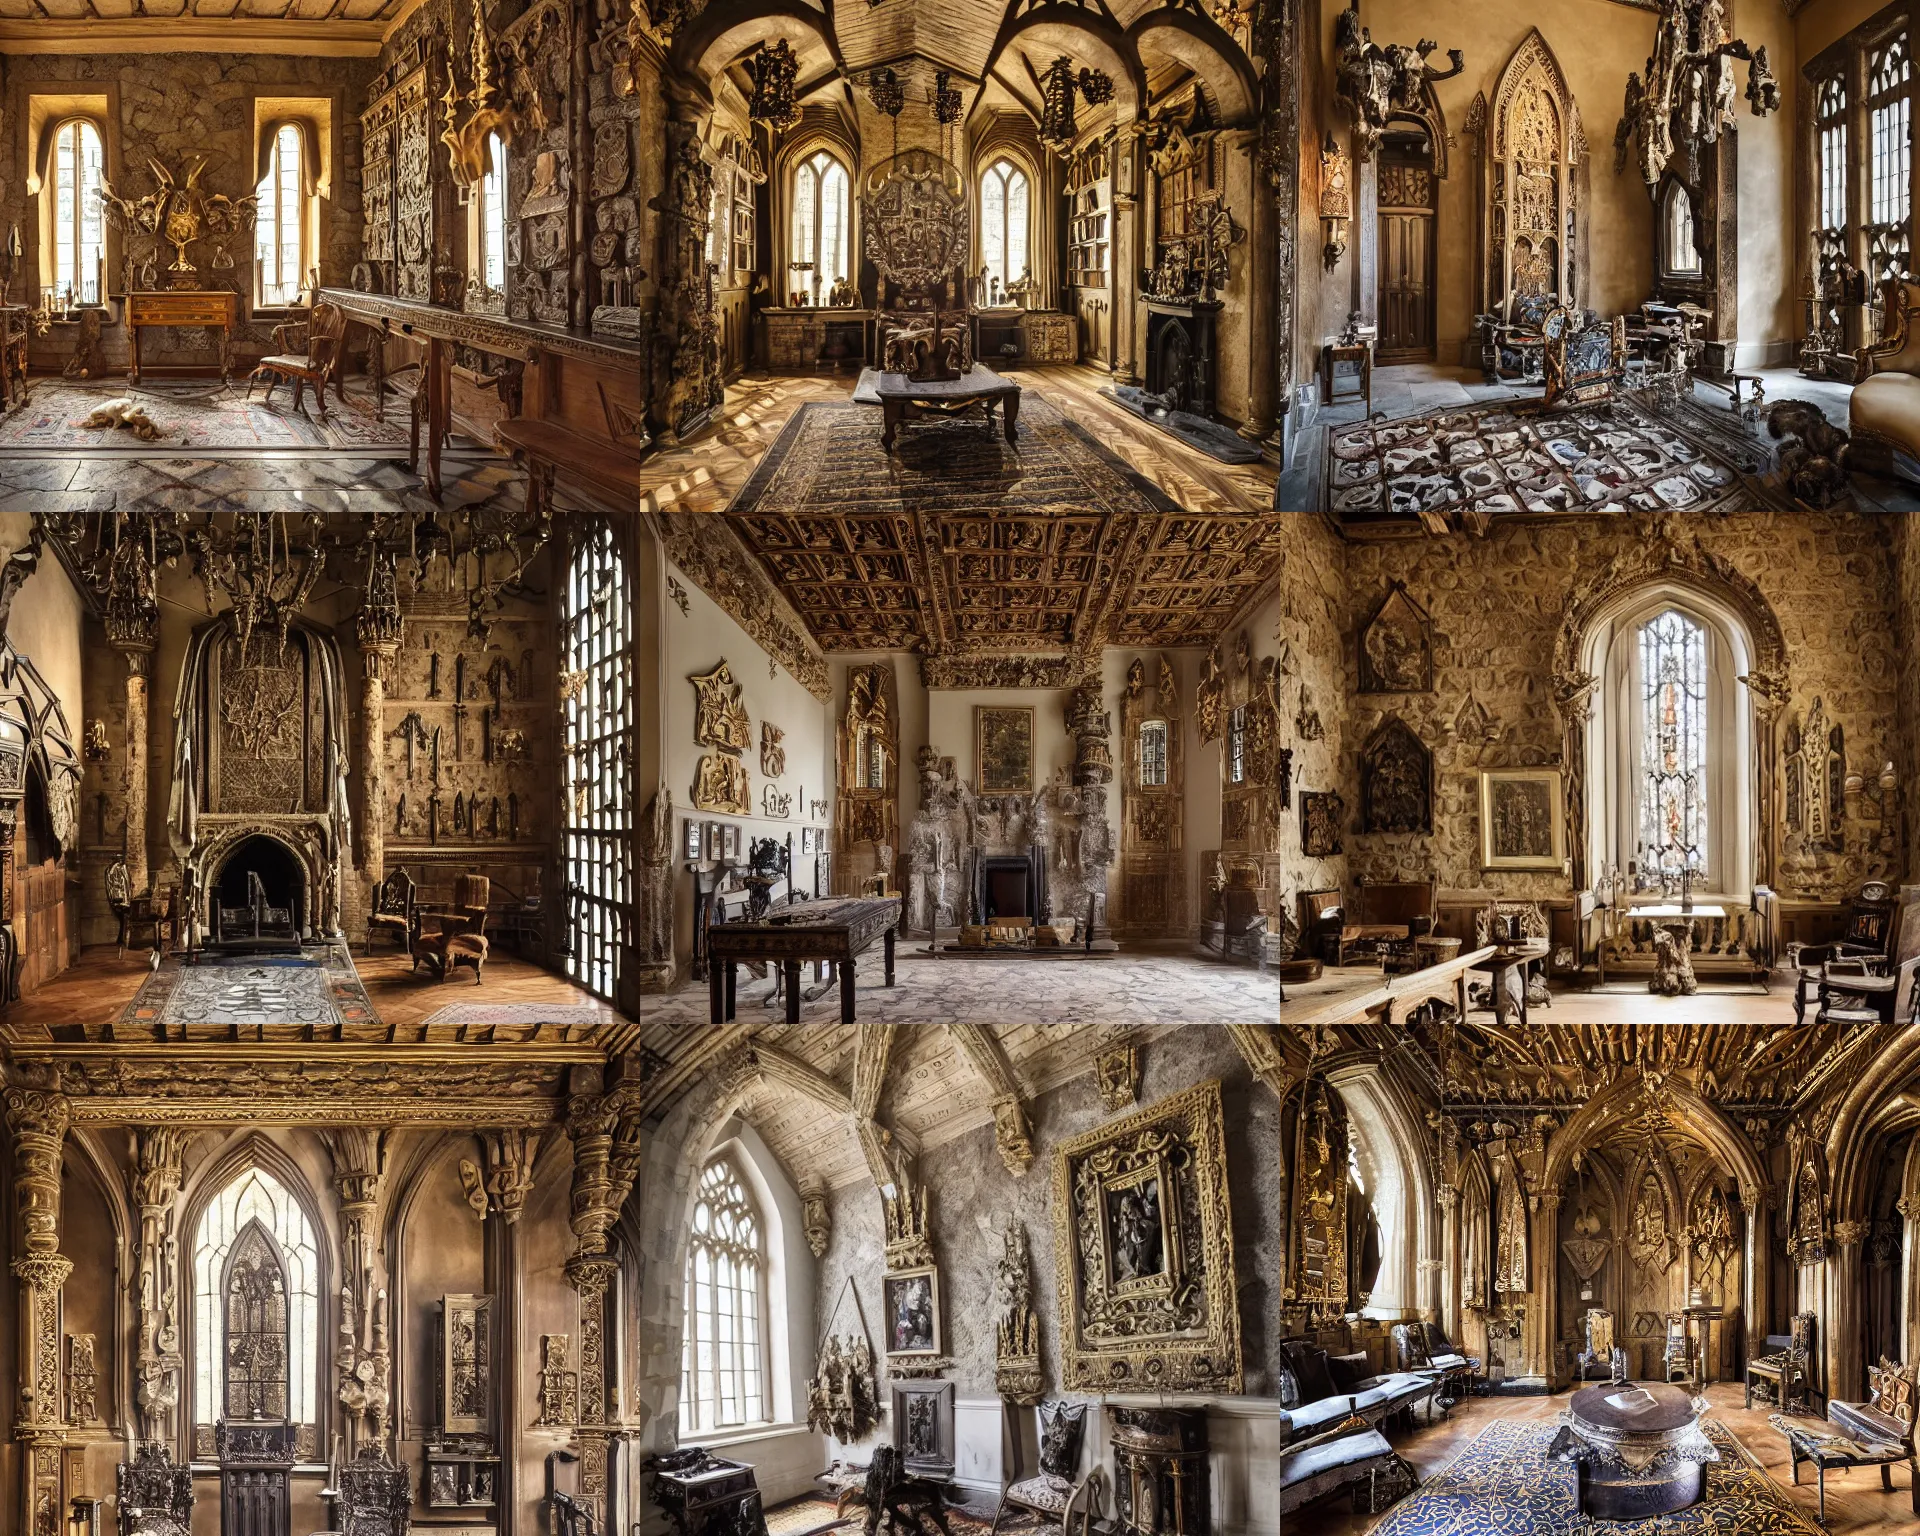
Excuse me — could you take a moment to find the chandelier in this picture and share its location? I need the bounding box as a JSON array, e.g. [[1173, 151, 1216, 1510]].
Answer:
[[1039, 57, 1115, 151], [185, 511, 327, 658], [868, 67, 904, 119], [747, 40, 800, 130], [930, 70, 962, 126]]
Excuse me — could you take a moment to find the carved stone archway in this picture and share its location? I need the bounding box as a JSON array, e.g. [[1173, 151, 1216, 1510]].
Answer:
[[1548, 527, 1789, 893], [1474, 31, 1586, 322]]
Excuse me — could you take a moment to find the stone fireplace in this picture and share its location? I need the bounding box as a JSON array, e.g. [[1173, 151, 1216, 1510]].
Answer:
[[183, 815, 341, 947], [975, 849, 1046, 925], [1144, 299, 1222, 417]]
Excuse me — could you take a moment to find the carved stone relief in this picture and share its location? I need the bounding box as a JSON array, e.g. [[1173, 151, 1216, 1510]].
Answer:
[[1360, 717, 1433, 834], [1358, 581, 1434, 693]]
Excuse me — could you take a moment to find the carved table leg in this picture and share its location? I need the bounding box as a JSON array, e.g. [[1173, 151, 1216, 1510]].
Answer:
[[882, 398, 903, 452], [784, 959, 801, 1024], [839, 959, 855, 1024], [885, 925, 896, 986], [1002, 389, 1020, 445]]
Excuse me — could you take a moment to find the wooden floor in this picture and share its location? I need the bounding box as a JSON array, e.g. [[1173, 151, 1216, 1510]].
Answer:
[[635, 366, 1275, 516], [1299, 1381, 1918, 1536], [3, 944, 620, 1034]]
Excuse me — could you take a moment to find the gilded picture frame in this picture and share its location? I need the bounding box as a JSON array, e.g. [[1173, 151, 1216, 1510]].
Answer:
[[975, 706, 1035, 793], [882, 1265, 942, 1361], [1478, 768, 1566, 871], [1050, 1079, 1242, 1393]]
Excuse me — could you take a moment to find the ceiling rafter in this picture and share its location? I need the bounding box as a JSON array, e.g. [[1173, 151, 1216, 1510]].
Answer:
[[949, 1022, 1035, 1175]]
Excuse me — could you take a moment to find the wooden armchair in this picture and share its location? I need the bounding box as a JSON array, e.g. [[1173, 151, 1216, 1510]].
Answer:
[[1476, 289, 1557, 382], [1538, 307, 1628, 410], [1794, 884, 1899, 1023], [365, 867, 417, 957], [119, 885, 178, 963], [247, 300, 347, 417], [414, 873, 491, 984], [118, 1442, 194, 1535], [1663, 1313, 1693, 1385], [1747, 1312, 1814, 1411], [1815, 951, 1920, 1027]]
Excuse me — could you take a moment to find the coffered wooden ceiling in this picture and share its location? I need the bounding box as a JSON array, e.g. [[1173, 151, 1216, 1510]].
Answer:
[[0, 0, 404, 52], [725, 507, 1290, 654]]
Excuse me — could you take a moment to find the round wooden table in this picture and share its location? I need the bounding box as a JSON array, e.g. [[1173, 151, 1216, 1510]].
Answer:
[[1552, 1381, 1717, 1520]]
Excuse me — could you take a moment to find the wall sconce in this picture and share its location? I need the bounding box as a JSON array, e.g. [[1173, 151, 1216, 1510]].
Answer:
[[1319, 132, 1351, 272], [1844, 759, 1902, 855]]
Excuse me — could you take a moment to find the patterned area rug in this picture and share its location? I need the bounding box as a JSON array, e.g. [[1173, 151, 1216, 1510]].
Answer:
[[764, 1495, 1035, 1536], [118, 945, 380, 1029], [0, 380, 411, 452], [1366, 1419, 1822, 1536], [420, 1003, 608, 1025], [729, 396, 1184, 525], [1326, 390, 1784, 514]]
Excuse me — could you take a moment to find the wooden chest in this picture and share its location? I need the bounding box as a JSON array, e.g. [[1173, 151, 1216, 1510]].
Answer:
[[1021, 310, 1078, 363]]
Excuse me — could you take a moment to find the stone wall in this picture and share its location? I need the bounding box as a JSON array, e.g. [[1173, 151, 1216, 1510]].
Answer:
[[1278, 512, 1348, 903], [1338, 514, 1900, 900], [1895, 519, 1920, 882], [812, 1031, 1280, 1416], [2, 52, 374, 371]]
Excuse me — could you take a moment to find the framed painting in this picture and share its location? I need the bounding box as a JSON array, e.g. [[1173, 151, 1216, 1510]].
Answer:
[[882, 1266, 942, 1361], [683, 819, 703, 861], [975, 706, 1035, 793], [1050, 1080, 1242, 1394], [1478, 769, 1566, 871]]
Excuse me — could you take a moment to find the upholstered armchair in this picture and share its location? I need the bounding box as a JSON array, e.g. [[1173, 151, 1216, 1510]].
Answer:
[[1815, 951, 1920, 1027], [1578, 1309, 1627, 1385], [1747, 1312, 1815, 1411], [990, 1402, 1099, 1536], [247, 301, 347, 417], [1540, 307, 1628, 409], [1853, 277, 1920, 484], [1476, 290, 1558, 382], [414, 873, 491, 984], [1825, 1356, 1920, 1513], [366, 867, 417, 957], [1472, 901, 1552, 1013]]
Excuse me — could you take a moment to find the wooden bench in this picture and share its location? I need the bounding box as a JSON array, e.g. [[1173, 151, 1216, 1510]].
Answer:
[[495, 418, 643, 517]]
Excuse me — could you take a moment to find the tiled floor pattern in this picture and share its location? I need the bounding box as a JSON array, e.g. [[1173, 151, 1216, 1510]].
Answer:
[[644, 947, 1280, 1028]]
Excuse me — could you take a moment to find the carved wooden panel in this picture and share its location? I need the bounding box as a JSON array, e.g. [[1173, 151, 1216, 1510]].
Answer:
[[395, 66, 436, 302], [1118, 656, 1184, 939], [362, 92, 397, 271]]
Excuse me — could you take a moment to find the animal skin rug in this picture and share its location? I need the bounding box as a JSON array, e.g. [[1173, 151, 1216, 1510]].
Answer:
[[79, 396, 164, 441]]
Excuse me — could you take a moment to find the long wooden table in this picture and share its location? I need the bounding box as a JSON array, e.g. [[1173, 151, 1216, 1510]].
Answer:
[[1284, 946, 1498, 1029], [707, 897, 901, 1025], [320, 289, 645, 503]]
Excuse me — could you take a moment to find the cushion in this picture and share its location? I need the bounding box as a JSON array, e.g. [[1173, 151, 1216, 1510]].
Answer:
[[1282, 1341, 1337, 1404], [1004, 1474, 1073, 1513], [257, 354, 318, 372], [1284, 1396, 1362, 1439], [1283, 1428, 1394, 1490], [1833, 1399, 1912, 1448], [1328, 1352, 1373, 1393], [1852, 372, 1920, 481], [1428, 1353, 1469, 1371]]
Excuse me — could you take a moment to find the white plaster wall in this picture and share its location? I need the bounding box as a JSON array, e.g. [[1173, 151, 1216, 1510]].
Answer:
[[0, 514, 83, 733], [666, 562, 833, 961]]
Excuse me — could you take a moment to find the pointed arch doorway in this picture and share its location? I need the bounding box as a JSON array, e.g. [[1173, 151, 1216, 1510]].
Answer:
[[1377, 121, 1438, 363]]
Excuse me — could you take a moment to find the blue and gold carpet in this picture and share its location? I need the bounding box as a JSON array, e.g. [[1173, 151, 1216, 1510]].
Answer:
[[1367, 1419, 1822, 1535]]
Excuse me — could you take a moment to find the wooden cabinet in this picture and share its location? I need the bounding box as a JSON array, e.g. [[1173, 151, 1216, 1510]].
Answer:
[[127, 290, 238, 382], [761, 308, 871, 373], [1021, 311, 1078, 363]]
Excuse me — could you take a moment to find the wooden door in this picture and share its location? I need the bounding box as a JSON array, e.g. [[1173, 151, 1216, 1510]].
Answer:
[[1377, 211, 1434, 363], [15, 861, 65, 996]]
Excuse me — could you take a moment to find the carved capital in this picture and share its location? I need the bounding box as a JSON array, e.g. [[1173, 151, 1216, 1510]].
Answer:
[[991, 1096, 1035, 1177], [1833, 1219, 1868, 1248], [12, 1253, 71, 1293], [5, 1088, 68, 1258], [566, 1089, 642, 1258], [564, 1253, 619, 1298]]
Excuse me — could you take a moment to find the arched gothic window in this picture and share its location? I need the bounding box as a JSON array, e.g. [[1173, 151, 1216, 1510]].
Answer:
[[563, 523, 633, 1001], [478, 132, 509, 293], [681, 1155, 767, 1432], [50, 119, 104, 306], [254, 122, 307, 307], [980, 158, 1030, 298], [1586, 591, 1754, 897], [791, 149, 850, 304], [1661, 181, 1699, 276], [193, 1167, 319, 1430]]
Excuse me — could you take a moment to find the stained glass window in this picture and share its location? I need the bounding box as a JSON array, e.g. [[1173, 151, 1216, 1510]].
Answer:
[[193, 1167, 318, 1429], [564, 522, 633, 1002], [1637, 609, 1708, 886], [1227, 706, 1247, 785], [680, 1156, 766, 1432], [1139, 720, 1168, 787], [1819, 73, 1850, 234]]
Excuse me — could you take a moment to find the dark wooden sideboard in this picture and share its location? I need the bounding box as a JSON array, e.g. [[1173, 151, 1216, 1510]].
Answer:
[[321, 289, 645, 509]]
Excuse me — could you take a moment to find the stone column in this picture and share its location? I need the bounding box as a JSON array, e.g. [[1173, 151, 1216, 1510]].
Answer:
[[1234, 128, 1275, 445], [1829, 1220, 1867, 1404], [1743, 1183, 1773, 1364], [1111, 127, 1143, 386], [356, 547, 403, 884], [565, 1085, 643, 1532], [1438, 1184, 1462, 1343], [6, 1086, 70, 1536], [325, 1129, 390, 1455], [119, 646, 153, 896], [1900, 1195, 1920, 1364], [132, 1127, 187, 1442], [1524, 1188, 1563, 1390]]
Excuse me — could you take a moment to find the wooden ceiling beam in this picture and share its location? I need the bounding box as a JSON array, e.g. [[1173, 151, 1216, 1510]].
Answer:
[[949, 1022, 1035, 1175], [745, 1044, 856, 1117]]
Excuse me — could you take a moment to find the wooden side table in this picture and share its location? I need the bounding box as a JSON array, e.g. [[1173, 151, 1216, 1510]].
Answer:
[[1323, 339, 1373, 411], [127, 290, 239, 383]]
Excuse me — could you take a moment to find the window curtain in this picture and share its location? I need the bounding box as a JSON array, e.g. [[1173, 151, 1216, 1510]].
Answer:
[[256, 118, 321, 199]]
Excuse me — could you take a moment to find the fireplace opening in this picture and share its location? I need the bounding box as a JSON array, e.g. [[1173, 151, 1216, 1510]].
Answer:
[[975, 848, 1047, 925], [211, 835, 305, 946]]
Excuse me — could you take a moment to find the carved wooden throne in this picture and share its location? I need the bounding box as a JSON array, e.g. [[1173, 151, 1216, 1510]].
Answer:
[[118, 1443, 195, 1535], [863, 150, 973, 382]]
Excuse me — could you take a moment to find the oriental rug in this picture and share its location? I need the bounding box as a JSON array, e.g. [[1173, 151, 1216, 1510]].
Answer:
[[0, 380, 411, 453], [1325, 390, 1786, 515], [117, 944, 380, 1030], [763, 1495, 1036, 1536], [1365, 1419, 1822, 1536]]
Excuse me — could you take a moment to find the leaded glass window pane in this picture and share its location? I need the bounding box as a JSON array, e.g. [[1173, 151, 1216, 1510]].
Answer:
[[1637, 609, 1708, 887], [564, 523, 633, 1002], [1139, 720, 1168, 787], [680, 1157, 766, 1434]]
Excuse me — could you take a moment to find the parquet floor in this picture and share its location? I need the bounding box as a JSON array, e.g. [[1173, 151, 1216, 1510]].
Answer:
[[1297, 1381, 1917, 1536], [4, 945, 619, 1034], [636, 366, 1276, 514]]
